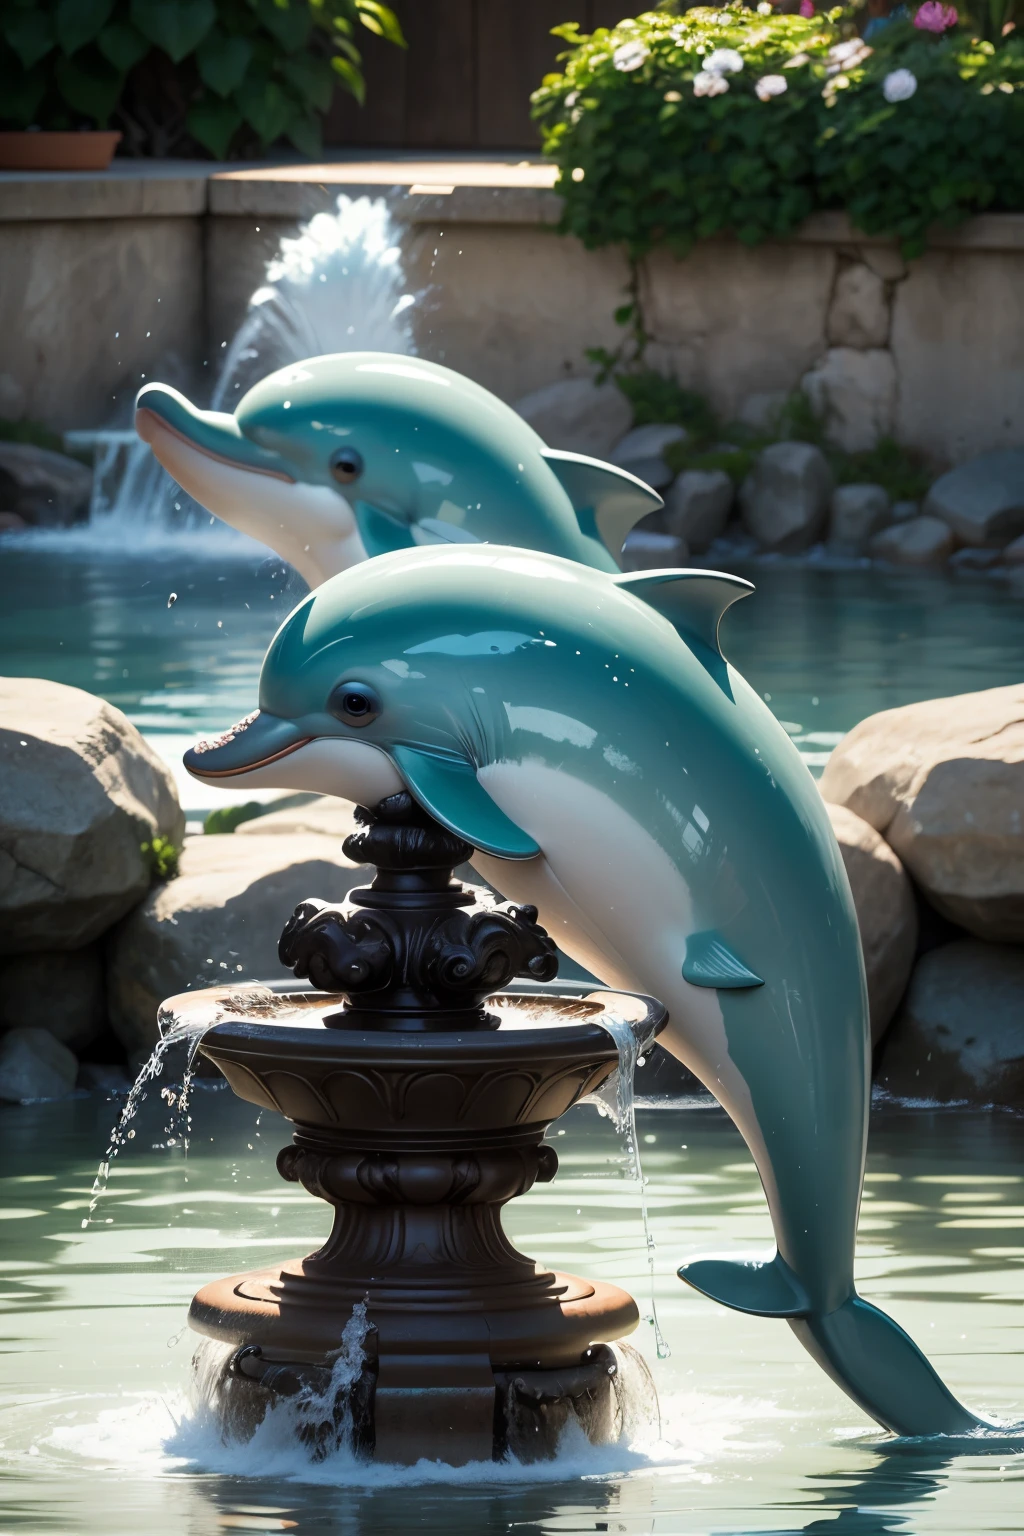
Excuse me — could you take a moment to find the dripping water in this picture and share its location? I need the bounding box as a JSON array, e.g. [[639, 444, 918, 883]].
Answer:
[[586, 1014, 671, 1361]]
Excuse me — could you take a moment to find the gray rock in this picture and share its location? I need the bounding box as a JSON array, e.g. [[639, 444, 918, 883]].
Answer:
[[0, 1027, 78, 1103], [891, 500, 919, 523], [949, 546, 1002, 571], [739, 441, 833, 551], [620, 530, 688, 571], [825, 803, 917, 1044], [877, 941, 1024, 1107], [105, 832, 376, 1058], [735, 390, 788, 434], [801, 348, 896, 453], [1003, 533, 1024, 565], [77, 1061, 132, 1095], [664, 469, 734, 554], [611, 424, 687, 479], [826, 264, 890, 350], [0, 946, 104, 1053], [513, 378, 632, 458], [0, 443, 92, 528], [0, 679, 184, 952], [923, 450, 1024, 548], [819, 682, 1024, 942], [827, 484, 890, 554], [869, 516, 954, 566]]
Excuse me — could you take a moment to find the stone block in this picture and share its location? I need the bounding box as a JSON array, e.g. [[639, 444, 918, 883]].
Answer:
[[827, 264, 890, 349], [0, 1027, 77, 1103], [868, 516, 954, 566], [0, 679, 184, 953], [512, 378, 632, 458], [877, 940, 1024, 1107], [663, 469, 734, 553], [739, 441, 832, 550], [923, 449, 1024, 547], [802, 348, 897, 453], [610, 424, 687, 491], [827, 484, 890, 553], [819, 683, 1024, 941], [0, 444, 91, 528]]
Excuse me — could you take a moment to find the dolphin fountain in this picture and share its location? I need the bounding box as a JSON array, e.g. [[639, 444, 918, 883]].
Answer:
[[184, 544, 989, 1440], [135, 354, 661, 587]]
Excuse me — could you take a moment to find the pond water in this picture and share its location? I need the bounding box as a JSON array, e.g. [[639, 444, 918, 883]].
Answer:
[[1, 1088, 1022, 1534], [1, 542, 1022, 813]]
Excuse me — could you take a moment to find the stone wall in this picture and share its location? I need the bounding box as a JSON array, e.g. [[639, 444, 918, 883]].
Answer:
[[1, 161, 1022, 463]]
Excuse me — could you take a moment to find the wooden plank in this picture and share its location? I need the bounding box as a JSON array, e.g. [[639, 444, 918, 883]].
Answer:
[[403, 0, 476, 148], [476, 1, 586, 149], [323, 6, 409, 148]]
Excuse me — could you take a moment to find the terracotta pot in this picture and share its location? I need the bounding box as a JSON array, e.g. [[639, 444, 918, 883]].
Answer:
[[0, 131, 121, 171]]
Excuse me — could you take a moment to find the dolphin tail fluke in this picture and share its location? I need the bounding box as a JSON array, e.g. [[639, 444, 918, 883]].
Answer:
[[790, 1294, 983, 1437], [678, 1253, 810, 1317]]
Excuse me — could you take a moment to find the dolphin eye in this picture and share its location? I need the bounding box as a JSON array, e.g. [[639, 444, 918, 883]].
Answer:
[[330, 447, 364, 485], [328, 681, 381, 727]]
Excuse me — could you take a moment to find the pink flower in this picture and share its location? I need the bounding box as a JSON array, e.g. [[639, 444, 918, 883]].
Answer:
[[799, 0, 815, 15], [914, 1, 958, 31]]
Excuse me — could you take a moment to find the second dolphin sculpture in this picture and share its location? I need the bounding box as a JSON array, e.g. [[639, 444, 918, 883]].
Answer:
[[184, 545, 986, 1440], [135, 353, 661, 587]]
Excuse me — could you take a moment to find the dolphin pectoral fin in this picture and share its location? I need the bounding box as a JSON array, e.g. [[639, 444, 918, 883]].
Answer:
[[792, 1295, 984, 1436], [354, 501, 416, 557], [541, 449, 663, 561], [678, 1253, 811, 1318], [614, 570, 754, 657], [682, 930, 763, 989], [390, 745, 540, 860]]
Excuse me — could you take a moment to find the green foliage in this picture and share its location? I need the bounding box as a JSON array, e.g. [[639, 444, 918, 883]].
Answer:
[[0, 417, 67, 453], [533, 6, 1024, 259], [0, 0, 405, 158], [604, 364, 719, 439], [141, 835, 180, 881], [203, 800, 267, 834]]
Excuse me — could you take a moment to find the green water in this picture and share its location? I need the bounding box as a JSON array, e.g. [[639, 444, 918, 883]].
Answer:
[[0, 546, 1021, 809], [0, 1090, 1022, 1534]]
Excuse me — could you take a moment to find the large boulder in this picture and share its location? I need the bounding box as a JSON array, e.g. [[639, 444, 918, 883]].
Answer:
[[0, 679, 184, 952], [877, 940, 1024, 1107], [739, 442, 832, 551], [819, 684, 1024, 941], [0, 443, 92, 528], [826, 264, 890, 350], [609, 423, 687, 491], [923, 450, 1024, 548], [106, 833, 373, 1059], [869, 516, 954, 567], [801, 348, 896, 454], [0, 1027, 78, 1103], [825, 803, 917, 1044], [827, 484, 890, 555], [663, 469, 733, 553], [513, 379, 632, 458], [0, 946, 104, 1054]]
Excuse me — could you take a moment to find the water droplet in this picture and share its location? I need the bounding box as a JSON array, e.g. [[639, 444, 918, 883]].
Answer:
[[167, 592, 177, 608]]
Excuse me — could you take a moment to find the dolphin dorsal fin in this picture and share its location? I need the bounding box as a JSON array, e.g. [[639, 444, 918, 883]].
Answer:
[[613, 569, 753, 657], [541, 449, 663, 561]]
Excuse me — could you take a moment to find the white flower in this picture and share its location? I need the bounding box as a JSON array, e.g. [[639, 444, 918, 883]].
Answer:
[[564, 90, 578, 108], [694, 70, 731, 97], [613, 40, 649, 71], [757, 1, 773, 11], [829, 38, 863, 62], [703, 48, 744, 74], [784, 51, 811, 68], [883, 67, 918, 102], [755, 74, 789, 100]]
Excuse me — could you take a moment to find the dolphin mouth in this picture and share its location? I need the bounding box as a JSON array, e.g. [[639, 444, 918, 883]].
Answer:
[[184, 711, 311, 779], [135, 407, 296, 484]]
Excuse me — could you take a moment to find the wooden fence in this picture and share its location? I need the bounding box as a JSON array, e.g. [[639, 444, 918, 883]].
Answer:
[[325, 2, 627, 150]]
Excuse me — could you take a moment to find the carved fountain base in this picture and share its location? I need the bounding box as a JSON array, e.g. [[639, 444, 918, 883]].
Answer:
[[174, 795, 665, 1464]]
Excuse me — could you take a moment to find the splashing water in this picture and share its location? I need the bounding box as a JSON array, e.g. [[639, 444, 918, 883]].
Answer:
[[586, 1013, 671, 1361], [51, 195, 419, 549]]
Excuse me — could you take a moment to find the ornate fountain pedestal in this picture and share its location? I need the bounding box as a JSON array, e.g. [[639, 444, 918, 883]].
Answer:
[[176, 794, 665, 1464]]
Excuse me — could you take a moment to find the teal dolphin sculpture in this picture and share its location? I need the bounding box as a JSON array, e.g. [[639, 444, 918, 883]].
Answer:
[[135, 354, 661, 587], [183, 546, 987, 1439]]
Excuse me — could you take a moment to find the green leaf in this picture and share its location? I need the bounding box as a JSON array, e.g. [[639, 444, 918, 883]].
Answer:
[[54, 46, 123, 124], [356, 1, 405, 46], [284, 105, 323, 157], [197, 29, 252, 96], [252, 0, 311, 53], [281, 51, 334, 112], [130, 0, 216, 63], [330, 50, 364, 103], [97, 22, 150, 71], [55, 0, 116, 57], [0, 56, 47, 125], [187, 92, 242, 156], [3, 9, 56, 70], [235, 75, 292, 142]]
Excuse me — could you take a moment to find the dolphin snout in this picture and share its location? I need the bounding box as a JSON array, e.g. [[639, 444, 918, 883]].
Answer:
[[184, 711, 311, 780], [134, 384, 293, 482]]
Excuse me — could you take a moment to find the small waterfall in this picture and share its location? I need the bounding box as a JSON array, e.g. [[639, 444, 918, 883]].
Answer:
[[81, 195, 418, 546]]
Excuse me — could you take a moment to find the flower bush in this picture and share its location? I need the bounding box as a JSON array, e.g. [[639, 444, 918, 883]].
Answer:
[[532, 6, 1024, 260], [0, 0, 404, 159]]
